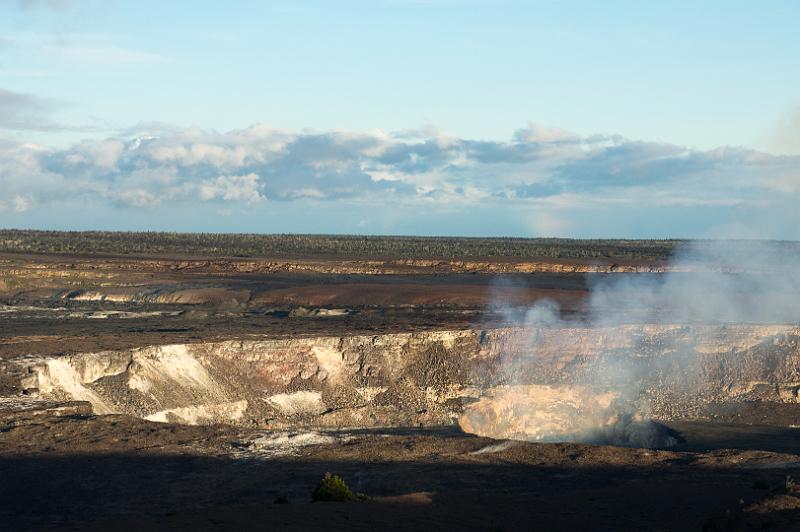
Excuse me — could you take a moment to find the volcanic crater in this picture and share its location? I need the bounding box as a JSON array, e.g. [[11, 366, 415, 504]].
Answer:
[[2, 238, 800, 531]]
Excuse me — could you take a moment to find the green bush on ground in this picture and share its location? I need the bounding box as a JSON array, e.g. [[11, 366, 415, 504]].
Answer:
[[311, 472, 368, 502]]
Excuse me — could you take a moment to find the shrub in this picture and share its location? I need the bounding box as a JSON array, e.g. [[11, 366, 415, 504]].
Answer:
[[311, 472, 368, 502], [0, 229, 696, 261]]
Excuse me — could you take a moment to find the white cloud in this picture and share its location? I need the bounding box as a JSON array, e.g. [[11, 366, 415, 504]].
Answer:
[[13, 195, 32, 212], [0, 195, 34, 213], [111, 189, 159, 208], [199, 174, 264, 203], [0, 123, 797, 230], [65, 139, 125, 170], [764, 173, 800, 194], [14, 195, 32, 211], [513, 122, 579, 144], [0, 87, 60, 131], [0, 86, 106, 132], [768, 107, 800, 156]]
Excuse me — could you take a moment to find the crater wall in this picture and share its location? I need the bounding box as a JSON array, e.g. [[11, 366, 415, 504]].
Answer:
[[11, 324, 800, 428]]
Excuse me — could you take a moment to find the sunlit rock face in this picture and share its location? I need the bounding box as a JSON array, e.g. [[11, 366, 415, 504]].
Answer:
[[460, 385, 620, 440], [459, 385, 679, 448], [6, 324, 800, 439]]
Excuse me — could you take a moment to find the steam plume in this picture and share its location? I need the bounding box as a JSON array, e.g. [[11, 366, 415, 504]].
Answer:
[[460, 240, 800, 447]]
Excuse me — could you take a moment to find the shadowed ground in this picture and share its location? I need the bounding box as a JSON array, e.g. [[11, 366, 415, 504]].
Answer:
[[2, 416, 800, 531]]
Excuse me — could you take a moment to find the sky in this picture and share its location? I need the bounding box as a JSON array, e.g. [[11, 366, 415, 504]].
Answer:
[[0, 0, 799, 238]]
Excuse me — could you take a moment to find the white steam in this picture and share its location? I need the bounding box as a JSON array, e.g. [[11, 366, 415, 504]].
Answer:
[[590, 240, 800, 325], [460, 240, 800, 448]]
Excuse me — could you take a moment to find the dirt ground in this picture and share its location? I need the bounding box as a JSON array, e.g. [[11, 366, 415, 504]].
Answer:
[[0, 258, 599, 359], [2, 412, 800, 531]]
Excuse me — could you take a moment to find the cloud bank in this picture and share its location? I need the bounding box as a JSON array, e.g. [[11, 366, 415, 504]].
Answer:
[[0, 120, 798, 237], [0, 88, 66, 131]]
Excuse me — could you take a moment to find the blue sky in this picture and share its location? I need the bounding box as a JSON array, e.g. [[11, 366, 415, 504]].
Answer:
[[1, 0, 799, 238]]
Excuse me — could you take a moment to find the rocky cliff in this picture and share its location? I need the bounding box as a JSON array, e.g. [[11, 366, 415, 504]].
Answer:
[[9, 324, 800, 431]]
